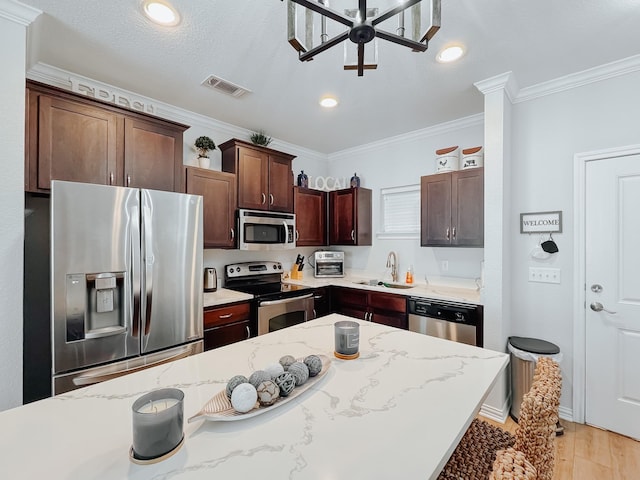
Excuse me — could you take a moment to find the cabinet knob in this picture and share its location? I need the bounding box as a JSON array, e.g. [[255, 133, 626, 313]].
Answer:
[[261, 193, 266, 204]]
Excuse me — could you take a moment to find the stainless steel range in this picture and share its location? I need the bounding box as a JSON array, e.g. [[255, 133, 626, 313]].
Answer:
[[224, 261, 315, 335]]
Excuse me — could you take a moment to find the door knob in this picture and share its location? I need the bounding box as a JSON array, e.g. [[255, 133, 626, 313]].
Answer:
[[590, 302, 617, 314]]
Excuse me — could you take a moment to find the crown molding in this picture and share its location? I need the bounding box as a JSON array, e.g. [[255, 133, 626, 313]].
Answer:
[[515, 54, 640, 103], [0, 0, 41, 26], [474, 72, 519, 102], [328, 113, 484, 162], [26, 62, 329, 163]]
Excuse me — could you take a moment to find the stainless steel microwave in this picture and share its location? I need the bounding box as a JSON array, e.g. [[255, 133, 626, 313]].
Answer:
[[238, 209, 296, 251]]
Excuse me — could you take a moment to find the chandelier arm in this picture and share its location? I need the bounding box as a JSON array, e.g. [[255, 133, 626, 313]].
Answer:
[[375, 30, 428, 51], [299, 31, 350, 62], [290, 0, 354, 27], [357, 43, 365, 77], [371, 0, 423, 27]]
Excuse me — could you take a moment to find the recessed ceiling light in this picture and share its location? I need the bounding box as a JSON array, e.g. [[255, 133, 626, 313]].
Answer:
[[436, 45, 465, 63], [142, 0, 180, 26], [319, 97, 338, 108]]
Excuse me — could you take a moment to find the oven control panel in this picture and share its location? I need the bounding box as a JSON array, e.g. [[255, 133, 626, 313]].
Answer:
[[225, 261, 283, 279]]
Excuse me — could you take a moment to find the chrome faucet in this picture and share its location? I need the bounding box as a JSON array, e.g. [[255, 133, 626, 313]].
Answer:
[[386, 251, 398, 282]]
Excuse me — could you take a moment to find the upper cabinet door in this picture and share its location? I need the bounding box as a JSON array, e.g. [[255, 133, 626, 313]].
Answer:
[[420, 173, 452, 246], [294, 187, 327, 246], [36, 95, 118, 190], [237, 146, 269, 210], [124, 118, 182, 192], [185, 167, 237, 249], [329, 187, 372, 246], [268, 154, 294, 212], [451, 168, 484, 247]]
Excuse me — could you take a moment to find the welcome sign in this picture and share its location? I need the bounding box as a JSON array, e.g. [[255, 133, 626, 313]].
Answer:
[[520, 211, 563, 233]]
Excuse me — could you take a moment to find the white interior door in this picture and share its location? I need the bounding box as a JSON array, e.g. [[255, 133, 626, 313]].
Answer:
[[585, 153, 640, 439]]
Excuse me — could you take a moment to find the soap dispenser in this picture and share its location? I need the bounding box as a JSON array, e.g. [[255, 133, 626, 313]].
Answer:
[[405, 265, 414, 284]]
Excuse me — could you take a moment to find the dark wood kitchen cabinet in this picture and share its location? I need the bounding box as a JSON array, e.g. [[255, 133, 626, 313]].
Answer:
[[25, 80, 187, 193], [220, 138, 295, 213], [185, 167, 237, 248], [203, 301, 252, 351], [332, 287, 407, 329], [312, 287, 332, 318], [294, 187, 328, 246], [420, 168, 484, 247], [329, 187, 372, 246]]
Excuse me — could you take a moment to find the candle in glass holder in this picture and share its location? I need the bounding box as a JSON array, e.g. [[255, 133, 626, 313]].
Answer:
[[334, 320, 360, 359], [131, 388, 184, 461]]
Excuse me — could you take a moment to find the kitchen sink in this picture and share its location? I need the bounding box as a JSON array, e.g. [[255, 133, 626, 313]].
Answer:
[[382, 282, 414, 289], [352, 279, 414, 289]]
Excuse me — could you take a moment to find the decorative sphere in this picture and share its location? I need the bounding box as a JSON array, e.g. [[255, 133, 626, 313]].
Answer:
[[264, 362, 285, 380], [288, 361, 310, 386], [274, 372, 295, 397], [304, 355, 323, 377], [230, 383, 257, 413], [225, 375, 249, 400], [256, 380, 280, 406], [248, 370, 271, 389], [279, 355, 296, 370]]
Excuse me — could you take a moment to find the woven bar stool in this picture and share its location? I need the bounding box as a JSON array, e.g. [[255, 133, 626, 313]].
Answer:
[[438, 357, 561, 480]]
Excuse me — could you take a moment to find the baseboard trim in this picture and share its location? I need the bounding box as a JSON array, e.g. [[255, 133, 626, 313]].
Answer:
[[479, 397, 511, 423]]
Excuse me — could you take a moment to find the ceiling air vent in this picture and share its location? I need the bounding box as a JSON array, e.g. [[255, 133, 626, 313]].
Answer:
[[201, 75, 251, 98]]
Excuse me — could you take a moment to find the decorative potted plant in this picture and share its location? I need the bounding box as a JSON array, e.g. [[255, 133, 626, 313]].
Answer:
[[194, 136, 216, 168], [249, 130, 272, 147]]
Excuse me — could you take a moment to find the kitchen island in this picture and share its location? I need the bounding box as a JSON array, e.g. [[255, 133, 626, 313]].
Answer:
[[1, 314, 507, 479]]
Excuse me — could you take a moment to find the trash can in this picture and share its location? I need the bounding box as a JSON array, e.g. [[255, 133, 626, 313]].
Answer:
[[508, 336, 562, 423]]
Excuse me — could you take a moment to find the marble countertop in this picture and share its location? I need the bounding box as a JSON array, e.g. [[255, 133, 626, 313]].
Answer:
[[0, 314, 506, 479], [203, 287, 253, 308], [283, 274, 482, 305]]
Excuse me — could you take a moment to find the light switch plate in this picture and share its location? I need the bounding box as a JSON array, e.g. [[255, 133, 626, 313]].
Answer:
[[528, 267, 561, 284]]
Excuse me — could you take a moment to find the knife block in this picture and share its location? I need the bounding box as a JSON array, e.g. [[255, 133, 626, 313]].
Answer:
[[290, 266, 303, 280]]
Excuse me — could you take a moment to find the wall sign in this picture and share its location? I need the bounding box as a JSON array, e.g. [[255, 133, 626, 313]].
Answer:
[[520, 211, 563, 233]]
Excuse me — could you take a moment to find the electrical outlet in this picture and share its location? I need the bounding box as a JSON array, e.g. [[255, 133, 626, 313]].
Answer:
[[528, 267, 561, 284], [441, 260, 449, 272]]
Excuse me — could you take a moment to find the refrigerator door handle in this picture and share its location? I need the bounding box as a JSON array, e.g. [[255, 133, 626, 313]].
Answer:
[[84, 326, 126, 339], [130, 205, 141, 338], [142, 202, 154, 339], [71, 346, 195, 386]]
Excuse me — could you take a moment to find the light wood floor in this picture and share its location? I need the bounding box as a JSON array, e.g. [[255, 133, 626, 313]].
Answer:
[[481, 416, 640, 480]]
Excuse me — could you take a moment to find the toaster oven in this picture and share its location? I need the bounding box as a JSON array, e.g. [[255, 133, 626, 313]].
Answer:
[[314, 251, 345, 278]]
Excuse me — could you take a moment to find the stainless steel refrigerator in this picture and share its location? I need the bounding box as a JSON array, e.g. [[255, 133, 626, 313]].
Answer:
[[50, 180, 203, 395]]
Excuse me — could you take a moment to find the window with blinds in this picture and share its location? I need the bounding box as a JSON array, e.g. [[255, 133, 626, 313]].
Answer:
[[378, 184, 420, 239]]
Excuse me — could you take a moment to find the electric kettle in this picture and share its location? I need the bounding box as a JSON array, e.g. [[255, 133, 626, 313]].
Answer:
[[204, 267, 217, 292]]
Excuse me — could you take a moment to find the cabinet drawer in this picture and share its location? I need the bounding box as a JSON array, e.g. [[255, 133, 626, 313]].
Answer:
[[204, 302, 250, 329], [204, 320, 251, 351], [368, 292, 407, 314], [333, 287, 367, 308]]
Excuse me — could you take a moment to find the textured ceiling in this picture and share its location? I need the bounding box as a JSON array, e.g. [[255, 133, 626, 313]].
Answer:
[[20, 0, 640, 153]]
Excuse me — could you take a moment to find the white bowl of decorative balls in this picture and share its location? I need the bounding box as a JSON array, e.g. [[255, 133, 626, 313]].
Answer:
[[225, 354, 324, 414]]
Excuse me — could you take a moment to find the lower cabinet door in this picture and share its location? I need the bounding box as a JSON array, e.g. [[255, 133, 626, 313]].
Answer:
[[204, 320, 251, 351], [370, 311, 407, 329]]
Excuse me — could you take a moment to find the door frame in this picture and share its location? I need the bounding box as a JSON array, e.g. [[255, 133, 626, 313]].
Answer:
[[572, 143, 640, 424]]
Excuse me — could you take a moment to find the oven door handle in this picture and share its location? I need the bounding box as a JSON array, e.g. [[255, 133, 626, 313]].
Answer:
[[259, 293, 314, 307]]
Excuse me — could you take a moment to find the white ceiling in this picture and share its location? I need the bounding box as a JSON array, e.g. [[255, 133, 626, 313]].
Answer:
[[20, 0, 640, 154]]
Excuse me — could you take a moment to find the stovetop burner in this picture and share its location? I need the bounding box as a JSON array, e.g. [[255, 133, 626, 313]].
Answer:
[[224, 261, 313, 301]]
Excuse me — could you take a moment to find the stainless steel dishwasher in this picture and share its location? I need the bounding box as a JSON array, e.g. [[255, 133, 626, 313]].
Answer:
[[408, 297, 483, 347]]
